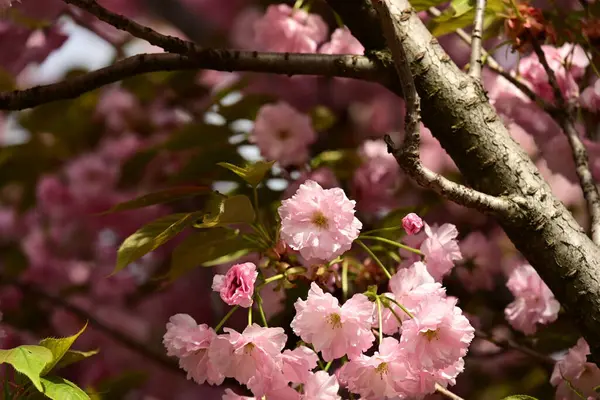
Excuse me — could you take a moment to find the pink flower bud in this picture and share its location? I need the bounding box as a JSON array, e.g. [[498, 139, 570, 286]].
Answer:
[[402, 213, 424, 235], [211, 262, 258, 308]]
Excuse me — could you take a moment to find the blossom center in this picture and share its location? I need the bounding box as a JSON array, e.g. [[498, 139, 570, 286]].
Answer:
[[311, 211, 329, 229], [375, 362, 388, 377], [327, 313, 342, 329], [277, 130, 291, 140], [243, 342, 255, 354], [422, 329, 439, 341]]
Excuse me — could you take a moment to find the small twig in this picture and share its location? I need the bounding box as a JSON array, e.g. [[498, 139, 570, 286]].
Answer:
[[435, 384, 465, 400], [474, 329, 555, 366], [530, 37, 600, 245], [469, 0, 487, 79], [2, 278, 180, 374]]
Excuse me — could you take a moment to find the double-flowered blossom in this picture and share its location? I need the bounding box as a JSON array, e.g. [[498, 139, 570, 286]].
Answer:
[[212, 262, 258, 308], [291, 282, 374, 361], [251, 102, 316, 167], [551, 338, 600, 400], [504, 263, 560, 335], [279, 180, 362, 262], [420, 223, 463, 280], [281, 346, 319, 384], [400, 296, 474, 370], [303, 371, 341, 400], [402, 213, 424, 235], [253, 4, 327, 53], [162, 314, 224, 385]]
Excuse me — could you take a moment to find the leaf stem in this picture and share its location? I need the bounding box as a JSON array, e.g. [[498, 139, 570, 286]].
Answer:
[[215, 305, 239, 332], [376, 296, 383, 344], [255, 293, 269, 327], [386, 296, 415, 319], [359, 235, 423, 256], [355, 240, 392, 280]]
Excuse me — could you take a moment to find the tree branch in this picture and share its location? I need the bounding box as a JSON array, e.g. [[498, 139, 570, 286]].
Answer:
[[374, 0, 515, 216], [530, 38, 600, 246], [0, 51, 388, 110], [468, 0, 486, 78], [63, 0, 199, 54]]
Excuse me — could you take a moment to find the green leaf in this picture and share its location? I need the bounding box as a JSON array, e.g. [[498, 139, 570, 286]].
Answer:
[[194, 195, 255, 228], [0, 345, 53, 391], [54, 349, 99, 370], [37, 376, 90, 400], [501, 396, 539, 400], [169, 228, 251, 279], [115, 213, 200, 273], [429, 0, 505, 37], [217, 161, 275, 188], [310, 106, 337, 132], [101, 186, 210, 214], [39, 323, 88, 375]]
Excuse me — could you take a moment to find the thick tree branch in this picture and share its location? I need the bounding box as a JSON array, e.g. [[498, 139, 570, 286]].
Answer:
[[530, 38, 600, 245], [468, 0, 486, 78], [0, 52, 388, 110], [374, 0, 515, 216], [327, 0, 600, 364]]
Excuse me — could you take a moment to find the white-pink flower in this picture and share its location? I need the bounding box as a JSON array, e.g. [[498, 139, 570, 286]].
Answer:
[[222, 389, 255, 400], [163, 314, 224, 385], [279, 180, 362, 262], [581, 79, 600, 112], [303, 371, 341, 400], [253, 4, 327, 53], [319, 27, 364, 55], [402, 213, 424, 235], [551, 338, 600, 400], [251, 102, 316, 167], [281, 346, 319, 384], [339, 337, 413, 399], [209, 324, 287, 394], [455, 232, 500, 292], [403, 357, 465, 397], [212, 262, 258, 308], [420, 223, 463, 280], [291, 283, 375, 361], [400, 296, 474, 370], [504, 264, 560, 335]]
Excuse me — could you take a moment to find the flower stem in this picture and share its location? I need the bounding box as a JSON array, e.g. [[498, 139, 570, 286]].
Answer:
[[361, 226, 404, 236], [256, 293, 269, 327], [255, 273, 286, 291], [324, 360, 333, 372], [248, 305, 253, 326], [342, 260, 349, 302], [215, 305, 239, 332], [376, 296, 383, 344], [386, 296, 415, 319], [359, 235, 423, 256], [355, 240, 392, 280]]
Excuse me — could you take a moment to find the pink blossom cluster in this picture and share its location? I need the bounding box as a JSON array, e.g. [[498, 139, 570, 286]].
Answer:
[[551, 338, 600, 399]]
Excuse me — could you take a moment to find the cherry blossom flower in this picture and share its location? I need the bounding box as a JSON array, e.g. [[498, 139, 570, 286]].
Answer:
[[504, 264, 560, 335], [291, 282, 374, 361], [253, 4, 327, 53], [339, 337, 413, 399], [212, 262, 258, 308], [551, 338, 600, 400], [163, 314, 224, 385], [319, 27, 364, 55], [251, 102, 316, 167], [580, 79, 600, 112], [283, 167, 340, 199], [222, 389, 255, 400], [404, 357, 466, 397], [279, 180, 362, 262], [403, 213, 424, 235], [420, 223, 463, 281], [455, 232, 501, 292], [281, 346, 319, 384], [209, 324, 287, 396], [303, 371, 341, 400], [400, 296, 474, 370]]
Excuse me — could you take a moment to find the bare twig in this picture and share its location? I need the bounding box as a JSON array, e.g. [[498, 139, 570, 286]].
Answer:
[[0, 51, 387, 110], [530, 38, 600, 245], [469, 0, 487, 78], [435, 384, 465, 400], [1, 278, 180, 374], [374, 0, 515, 216], [474, 329, 555, 366]]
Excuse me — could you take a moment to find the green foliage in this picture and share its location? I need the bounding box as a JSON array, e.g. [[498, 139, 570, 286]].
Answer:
[[502, 396, 540, 400], [428, 0, 506, 37], [0, 345, 53, 391], [217, 161, 275, 188], [115, 212, 201, 273], [310, 106, 337, 132], [409, 0, 447, 11], [55, 350, 100, 370], [39, 323, 88, 374], [33, 376, 90, 400], [101, 186, 211, 213], [169, 228, 252, 280], [193, 194, 255, 228]]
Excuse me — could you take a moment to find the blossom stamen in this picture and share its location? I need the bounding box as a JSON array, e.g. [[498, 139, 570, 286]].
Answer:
[[311, 211, 329, 229], [327, 312, 342, 329]]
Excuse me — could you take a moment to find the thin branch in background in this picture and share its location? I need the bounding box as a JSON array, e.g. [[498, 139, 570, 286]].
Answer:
[[0, 51, 387, 110], [434, 384, 466, 400], [63, 0, 199, 54], [375, 0, 516, 216], [530, 37, 600, 245], [473, 329, 555, 366], [468, 0, 487, 79], [1, 278, 181, 374]]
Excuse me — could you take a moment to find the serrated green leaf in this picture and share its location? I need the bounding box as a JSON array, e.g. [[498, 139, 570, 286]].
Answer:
[[217, 161, 275, 188], [0, 345, 53, 391], [169, 228, 252, 279], [36, 376, 90, 400], [501, 396, 539, 400], [115, 213, 200, 273], [39, 323, 88, 375], [101, 186, 210, 214], [194, 195, 255, 228], [429, 0, 505, 37], [54, 349, 99, 370]]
